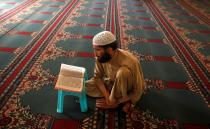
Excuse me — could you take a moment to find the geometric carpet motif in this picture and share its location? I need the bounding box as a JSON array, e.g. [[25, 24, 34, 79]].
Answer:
[[0, 0, 210, 128]]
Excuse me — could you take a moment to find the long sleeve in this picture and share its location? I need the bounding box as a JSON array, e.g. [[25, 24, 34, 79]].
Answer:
[[93, 60, 104, 83], [128, 60, 145, 105]]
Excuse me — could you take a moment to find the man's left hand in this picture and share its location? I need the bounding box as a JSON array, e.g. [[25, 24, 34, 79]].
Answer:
[[96, 98, 118, 109]]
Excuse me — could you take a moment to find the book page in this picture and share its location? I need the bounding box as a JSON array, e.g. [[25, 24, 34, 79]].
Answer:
[[59, 64, 85, 78], [55, 75, 83, 91]]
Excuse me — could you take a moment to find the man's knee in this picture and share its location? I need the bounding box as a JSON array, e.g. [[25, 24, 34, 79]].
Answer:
[[116, 67, 131, 79]]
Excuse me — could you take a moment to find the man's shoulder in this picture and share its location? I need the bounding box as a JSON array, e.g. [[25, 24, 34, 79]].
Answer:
[[118, 49, 132, 56], [118, 49, 137, 61]]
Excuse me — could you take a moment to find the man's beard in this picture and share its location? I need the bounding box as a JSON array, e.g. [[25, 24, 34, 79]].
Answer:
[[97, 51, 112, 63]]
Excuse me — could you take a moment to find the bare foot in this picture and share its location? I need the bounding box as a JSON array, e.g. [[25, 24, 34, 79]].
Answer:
[[122, 101, 131, 113], [96, 99, 118, 109]]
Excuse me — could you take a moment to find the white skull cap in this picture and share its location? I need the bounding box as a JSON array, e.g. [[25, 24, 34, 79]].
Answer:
[[93, 31, 116, 46]]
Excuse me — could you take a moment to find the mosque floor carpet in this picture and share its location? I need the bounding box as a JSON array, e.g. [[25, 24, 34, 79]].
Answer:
[[0, 0, 210, 128]]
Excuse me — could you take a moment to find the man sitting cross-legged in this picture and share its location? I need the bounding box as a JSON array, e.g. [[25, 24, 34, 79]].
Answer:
[[86, 31, 145, 112]]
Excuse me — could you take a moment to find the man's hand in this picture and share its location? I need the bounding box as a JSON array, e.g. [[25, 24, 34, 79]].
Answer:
[[96, 98, 118, 109]]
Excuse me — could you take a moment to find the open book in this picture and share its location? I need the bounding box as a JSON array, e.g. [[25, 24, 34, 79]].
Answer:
[[55, 64, 86, 92]]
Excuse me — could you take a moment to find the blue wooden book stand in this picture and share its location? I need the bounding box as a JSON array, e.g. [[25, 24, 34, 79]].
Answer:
[[55, 64, 88, 113]]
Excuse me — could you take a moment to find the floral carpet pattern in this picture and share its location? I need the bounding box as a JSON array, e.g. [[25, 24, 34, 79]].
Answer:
[[0, 0, 209, 128]]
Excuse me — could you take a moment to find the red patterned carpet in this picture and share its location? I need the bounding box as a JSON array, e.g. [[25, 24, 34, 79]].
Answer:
[[0, 0, 210, 128]]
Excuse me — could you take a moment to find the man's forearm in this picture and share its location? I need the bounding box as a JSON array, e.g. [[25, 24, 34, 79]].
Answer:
[[96, 79, 110, 99]]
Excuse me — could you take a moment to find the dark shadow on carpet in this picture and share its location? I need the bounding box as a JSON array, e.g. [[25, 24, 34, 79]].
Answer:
[[20, 84, 96, 120], [21, 85, 210, 124], [137, 89, 210, 124]]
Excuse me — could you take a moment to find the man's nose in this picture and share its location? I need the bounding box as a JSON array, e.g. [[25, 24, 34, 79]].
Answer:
[[94, 51, 98, 56]]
